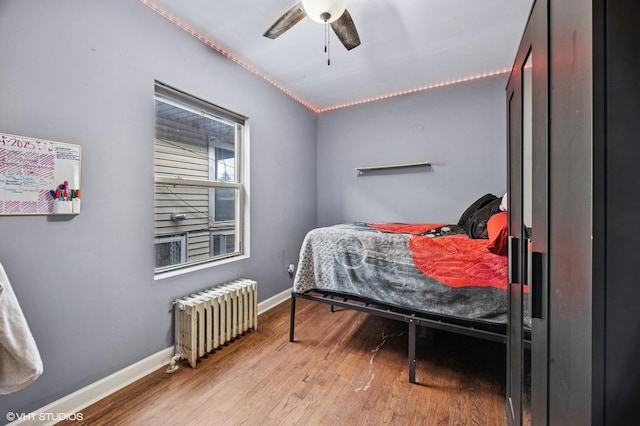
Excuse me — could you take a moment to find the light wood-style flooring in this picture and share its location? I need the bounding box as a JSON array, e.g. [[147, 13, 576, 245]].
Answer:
[[58, 298, 508, 425]]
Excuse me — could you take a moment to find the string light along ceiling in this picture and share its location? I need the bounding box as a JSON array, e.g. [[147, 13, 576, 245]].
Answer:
[[141, 0, 513, 114]]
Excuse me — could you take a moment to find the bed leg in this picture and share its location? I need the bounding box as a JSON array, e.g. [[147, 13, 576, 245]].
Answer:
[[408, 319, 417, 384], [289, 293, 296, 342]]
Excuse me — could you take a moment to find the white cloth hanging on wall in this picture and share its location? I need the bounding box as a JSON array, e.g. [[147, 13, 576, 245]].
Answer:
[[0, 262, 43, 394]]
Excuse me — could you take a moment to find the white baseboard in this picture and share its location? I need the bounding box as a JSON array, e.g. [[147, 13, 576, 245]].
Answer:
[[8, 347, 175, 426], [11, 287, 292, 426], [257, 287, 292, 315]]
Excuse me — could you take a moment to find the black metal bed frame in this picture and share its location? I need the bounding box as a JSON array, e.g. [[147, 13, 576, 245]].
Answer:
[[289, 290, 524, 385]]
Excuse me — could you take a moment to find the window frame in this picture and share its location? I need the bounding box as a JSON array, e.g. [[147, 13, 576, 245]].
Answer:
[[153, 82, 248, 277]]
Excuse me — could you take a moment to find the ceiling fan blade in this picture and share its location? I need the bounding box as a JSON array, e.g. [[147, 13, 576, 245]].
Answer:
[[330, 9, 361, 50], [263, 2, 306, 39]]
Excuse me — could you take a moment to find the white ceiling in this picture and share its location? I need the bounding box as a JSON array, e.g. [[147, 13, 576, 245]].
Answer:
[[144, 0, 533, 112]]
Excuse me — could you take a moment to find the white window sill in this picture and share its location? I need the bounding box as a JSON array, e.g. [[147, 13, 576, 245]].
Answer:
[[153, 253, 250, 281]]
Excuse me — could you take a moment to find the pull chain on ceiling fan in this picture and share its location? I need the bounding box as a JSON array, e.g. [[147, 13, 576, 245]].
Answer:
[[324, 19, 331, 65], [263, 0, 361, 64]]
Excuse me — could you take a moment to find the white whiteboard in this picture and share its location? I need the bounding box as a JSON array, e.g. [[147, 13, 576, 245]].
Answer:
[[0, 132, 81, 215]]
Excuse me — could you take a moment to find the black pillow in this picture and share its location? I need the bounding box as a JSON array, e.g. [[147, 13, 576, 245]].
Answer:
[[458, 194, 498, 228], [458, 194, 502, 239], [463, 198, 503, 239]]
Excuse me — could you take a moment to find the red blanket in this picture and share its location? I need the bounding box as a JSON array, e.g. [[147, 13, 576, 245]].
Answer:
[[370, 223, 507, 290]]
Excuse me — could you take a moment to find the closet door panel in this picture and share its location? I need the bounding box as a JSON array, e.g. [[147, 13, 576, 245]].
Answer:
[[506, 1, 548, 424], [529, 1, 549, 424], [547, 0, 593, 424], [506, 80, 524, 425], [601, 1, 640, 422]]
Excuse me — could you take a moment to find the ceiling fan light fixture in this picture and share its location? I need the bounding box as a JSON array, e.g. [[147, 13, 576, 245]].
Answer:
[[301, 0, 348, 23]]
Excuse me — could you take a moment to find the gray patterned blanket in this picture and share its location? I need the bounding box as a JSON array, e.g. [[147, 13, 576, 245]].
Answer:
[[294, 223, 528, 327]]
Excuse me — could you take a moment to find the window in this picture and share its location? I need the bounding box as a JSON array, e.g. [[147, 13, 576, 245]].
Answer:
[[154, 82, 247, 274], [155, 235, 186, 268], [211, 231, 235, 256]]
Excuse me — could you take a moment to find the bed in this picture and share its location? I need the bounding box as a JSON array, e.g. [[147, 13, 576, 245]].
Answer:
[[289, 195, 531, 384]]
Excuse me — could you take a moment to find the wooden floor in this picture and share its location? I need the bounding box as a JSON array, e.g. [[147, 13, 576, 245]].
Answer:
[[59, 299, 508, 425]]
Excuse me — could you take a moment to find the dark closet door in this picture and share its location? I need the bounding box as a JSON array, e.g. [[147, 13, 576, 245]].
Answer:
[[506, 1, 548, 425], [506, 49, 525, 426]]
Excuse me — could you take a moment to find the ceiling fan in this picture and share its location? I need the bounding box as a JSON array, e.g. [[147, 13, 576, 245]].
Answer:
[[263, 0, 361, 53]]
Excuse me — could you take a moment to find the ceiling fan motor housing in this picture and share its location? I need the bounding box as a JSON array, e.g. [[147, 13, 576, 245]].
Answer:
[[301, 0, 347, 23]]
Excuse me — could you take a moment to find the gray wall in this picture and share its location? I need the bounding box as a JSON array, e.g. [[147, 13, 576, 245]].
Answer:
[[0, 0, 509, 418], [317, 76, 508, 226], [0, 0, 316, 417]]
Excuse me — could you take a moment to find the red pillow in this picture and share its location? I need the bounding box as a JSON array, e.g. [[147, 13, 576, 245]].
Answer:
[[487, 212, 508, 255]]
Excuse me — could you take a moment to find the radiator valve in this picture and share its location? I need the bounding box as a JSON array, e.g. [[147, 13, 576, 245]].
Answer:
[[166, 353, 183, 373]]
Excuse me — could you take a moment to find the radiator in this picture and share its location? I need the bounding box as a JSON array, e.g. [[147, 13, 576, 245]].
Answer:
[[173, 279, 258, 368]]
